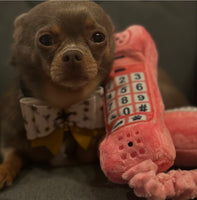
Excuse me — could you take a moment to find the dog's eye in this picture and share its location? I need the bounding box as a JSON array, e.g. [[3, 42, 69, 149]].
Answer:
[[92, 32, 105, 43], [39, 34, 54, 46]]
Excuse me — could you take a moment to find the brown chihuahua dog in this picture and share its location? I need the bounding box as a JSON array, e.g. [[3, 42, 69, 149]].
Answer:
[[0, 1, 114, 188]]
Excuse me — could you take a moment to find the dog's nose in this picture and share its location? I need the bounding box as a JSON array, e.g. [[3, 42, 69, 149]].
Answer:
[[62, 50, 83, 63]]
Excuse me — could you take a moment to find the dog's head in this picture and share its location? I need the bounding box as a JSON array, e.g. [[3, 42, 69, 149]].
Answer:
[[12, 1, 114, 107]]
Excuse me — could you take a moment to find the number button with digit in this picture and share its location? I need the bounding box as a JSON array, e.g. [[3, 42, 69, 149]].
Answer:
[[134, 93, 149, 102], [115, 75, 129, 86], [118, 85, 130, 95], [131, 72, 145, 81]]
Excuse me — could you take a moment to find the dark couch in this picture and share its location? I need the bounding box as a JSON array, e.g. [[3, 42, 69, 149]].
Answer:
[[0, 1, 196, 200]]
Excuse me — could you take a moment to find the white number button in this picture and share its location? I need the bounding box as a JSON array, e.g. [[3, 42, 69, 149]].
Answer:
[[107, 100, 116, 113], [106, 91, 115, 102], [115, 75, 129, 86], [106, 81, 114, 92], [131, 72, 145, 81], [135, 103, 151, 112], [119, 106, 134, 116], [118, 85, 130, 96], [134, 93, 149, 102], [108, 111, 118, 124], [128, 114, 147, 123], [112, 119, 125, 132], [118, 95, 132, 107], [132, 82, 147, 93]]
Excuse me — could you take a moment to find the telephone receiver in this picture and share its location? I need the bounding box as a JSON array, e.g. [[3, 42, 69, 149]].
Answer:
[[100, 25, 176, 183]]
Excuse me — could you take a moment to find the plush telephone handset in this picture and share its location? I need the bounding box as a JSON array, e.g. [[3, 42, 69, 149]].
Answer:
[[100, 26, 197, 200], [99, 25, 176, 184]]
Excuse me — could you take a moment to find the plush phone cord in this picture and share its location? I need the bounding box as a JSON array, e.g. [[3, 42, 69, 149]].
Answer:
[[123, 107, 197, 200], [122, 159, 197, 200]]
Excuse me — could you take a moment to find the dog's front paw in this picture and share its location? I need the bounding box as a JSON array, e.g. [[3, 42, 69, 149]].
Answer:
[[0, 164, 15, 189]]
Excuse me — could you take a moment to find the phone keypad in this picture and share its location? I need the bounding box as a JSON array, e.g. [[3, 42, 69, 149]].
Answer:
[[105, 70, 153, 132]]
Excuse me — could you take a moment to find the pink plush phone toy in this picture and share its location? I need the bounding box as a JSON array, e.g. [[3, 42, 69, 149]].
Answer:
[[99, 25, 197, 200], [100, 25, 176, 180]]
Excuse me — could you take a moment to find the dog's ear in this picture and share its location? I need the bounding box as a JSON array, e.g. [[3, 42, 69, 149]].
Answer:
[[11, 13, 28, 67], [14, 13, 27, 27], [107, 14, 115, 33], [13, 13, 28, 41]]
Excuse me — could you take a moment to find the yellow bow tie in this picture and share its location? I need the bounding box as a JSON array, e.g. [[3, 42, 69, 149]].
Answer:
[[31, 126, 105, 155]]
